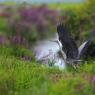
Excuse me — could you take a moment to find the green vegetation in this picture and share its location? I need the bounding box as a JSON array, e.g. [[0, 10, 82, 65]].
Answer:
[[0, 17, 7, 32], [48, 3, 83, 10], [52, 1, 95, 46], [0, 46, 95, 95], [0, 0, 95, 94], [0, 2, 16, 6]]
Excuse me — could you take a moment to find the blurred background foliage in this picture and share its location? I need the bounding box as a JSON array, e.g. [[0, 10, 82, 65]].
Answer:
[[0, 0, 95, 47], [0, 4, 60, 48], [59, 0, 95, 45], [0, 0, 95, 60]]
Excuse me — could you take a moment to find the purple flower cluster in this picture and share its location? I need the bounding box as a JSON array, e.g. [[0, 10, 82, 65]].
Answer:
[[0, 35, 7, 45], [19, 5, 59, 31], [11, 35, 28, 47], [6, 5, 60, 47], [92, 75, 95, 84]]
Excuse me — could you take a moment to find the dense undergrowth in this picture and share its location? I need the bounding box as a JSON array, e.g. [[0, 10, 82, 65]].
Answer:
[[0, 46, 95, 95]]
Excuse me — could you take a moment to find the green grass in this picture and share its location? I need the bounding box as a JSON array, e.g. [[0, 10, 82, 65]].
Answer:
[[0, 46, 95, 95], [0, 2, 16, 6], [0, 18, 7, 33], [48, 3, 84, 10]]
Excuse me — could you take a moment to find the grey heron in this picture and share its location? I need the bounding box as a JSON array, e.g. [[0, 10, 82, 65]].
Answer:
[[56, 23, 95, 67]]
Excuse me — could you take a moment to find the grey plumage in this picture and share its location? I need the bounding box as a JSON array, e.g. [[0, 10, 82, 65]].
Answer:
[[57, 23, 95, 64], [57, 24, 78, 60]]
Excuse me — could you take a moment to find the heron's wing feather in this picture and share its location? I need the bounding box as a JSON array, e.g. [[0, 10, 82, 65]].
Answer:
[[78, 41, 90, 58], [79, 40, 95, 58], [57, 24, 78, 59]]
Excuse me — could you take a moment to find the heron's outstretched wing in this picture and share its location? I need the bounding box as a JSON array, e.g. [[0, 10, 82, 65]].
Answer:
[[57, 24, 78, 60], [79, 40, 95, 59], [78, 41, 90, 59], [79, 30, 95, 59]]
